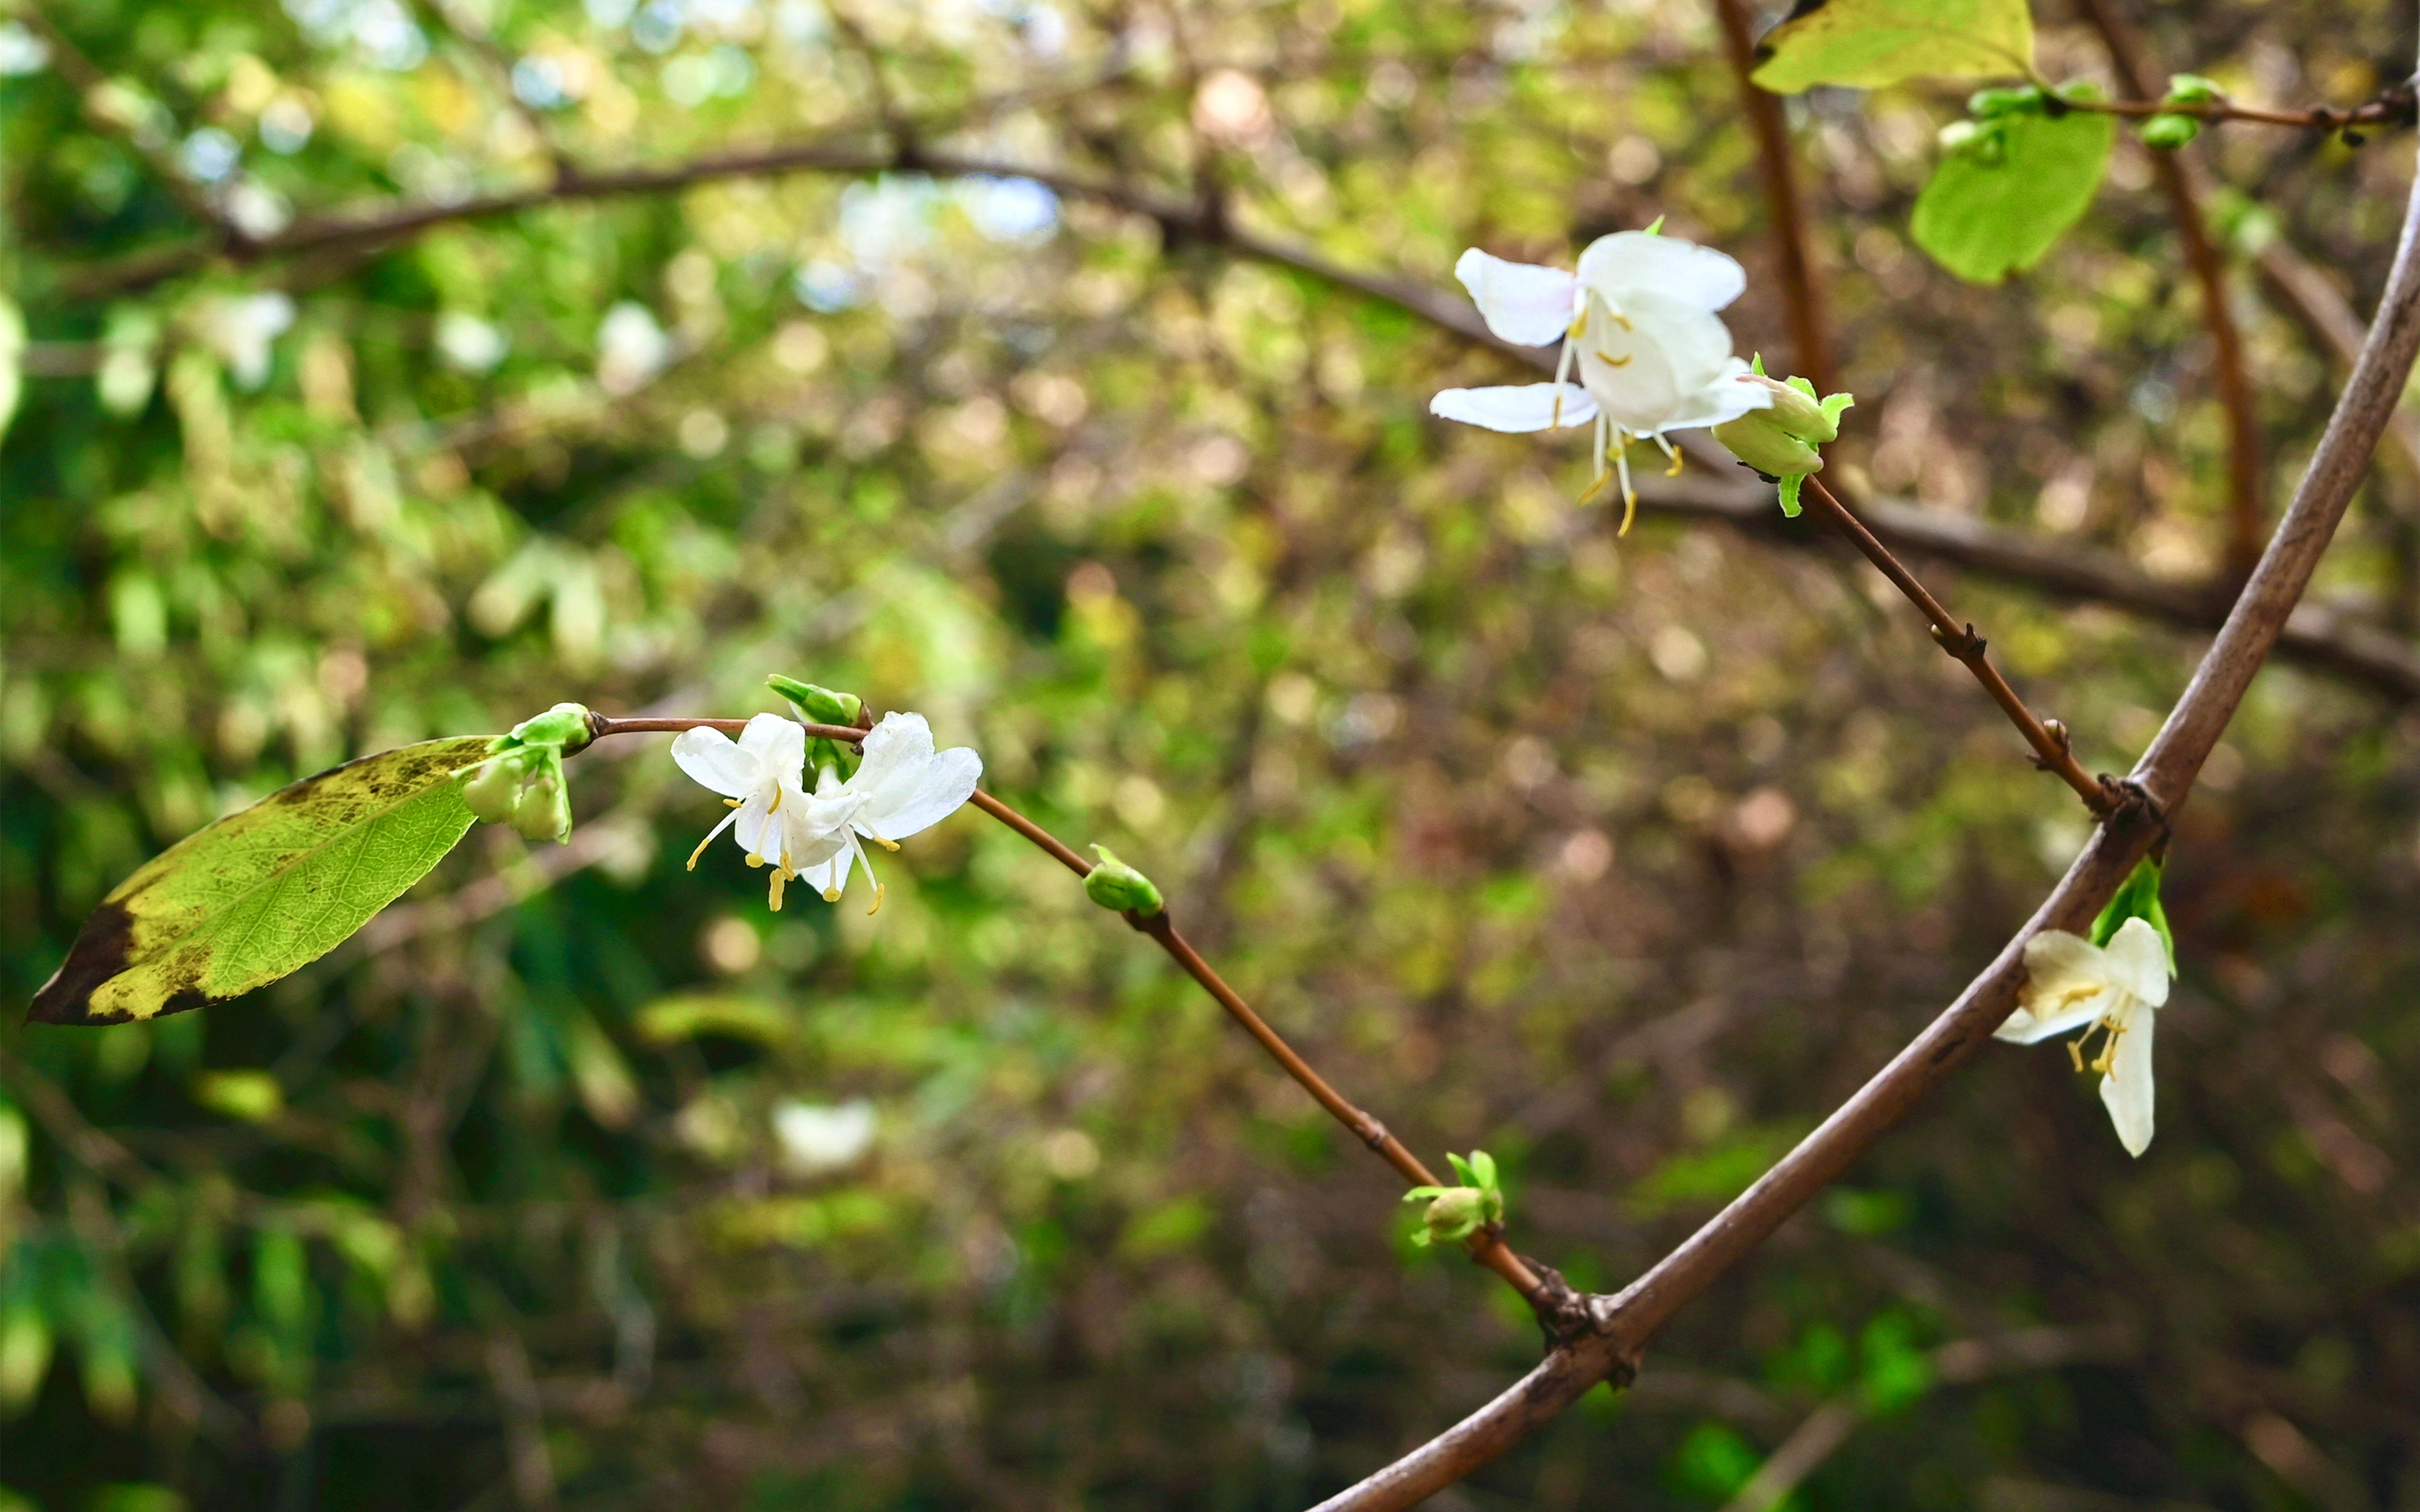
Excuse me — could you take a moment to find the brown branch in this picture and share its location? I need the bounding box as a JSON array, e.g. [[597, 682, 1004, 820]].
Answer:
[[2054, 86, 2417, 134], [2074, 0, 2266, 576], [1638, 468, 2420, 699], [961, 789, 1549, 1305], [1305, 95, 2420, 1512], [1710, 0, 1833, 394], [1799, 475, 2111, 810]]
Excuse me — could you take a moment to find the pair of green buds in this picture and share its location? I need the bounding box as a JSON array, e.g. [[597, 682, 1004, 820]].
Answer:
[[459, 702, 592, 843], [1710, 356, 1856, 517], [1404, 1151, 1506, 1247]]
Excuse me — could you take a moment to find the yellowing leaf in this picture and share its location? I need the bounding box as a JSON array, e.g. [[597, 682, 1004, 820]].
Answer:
[[28, 737, 493, 1025], [1911, 107, 2115, 284], [1751, 0, 2035, 93]]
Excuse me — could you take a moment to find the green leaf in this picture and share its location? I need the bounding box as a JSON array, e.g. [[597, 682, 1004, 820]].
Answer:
[[28, 737, 494, 1025], [1751, 0, 2035, 93], [1911, 104, 2114, 283]]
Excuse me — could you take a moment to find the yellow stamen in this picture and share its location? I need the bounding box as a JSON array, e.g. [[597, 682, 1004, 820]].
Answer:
[[873, 835, 900, 852], [1601, 352, 1633, 368], [2067, 1039, 2086, 1073], [745, 852, 765, 868], [1610, 311, 1634, 331], [768, 786, 782, 813], [725, 798, 742, 808], [822, 886, 842, 902], [1664, 449, 1684, 478], [867, 880, 885, 917], [687, 833, 715, 870], [768, 868, 787, 910], [1619, 488, 1638, 537]]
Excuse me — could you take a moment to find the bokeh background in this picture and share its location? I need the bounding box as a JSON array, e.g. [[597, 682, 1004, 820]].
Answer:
[[5, 0, 2419, 1508]]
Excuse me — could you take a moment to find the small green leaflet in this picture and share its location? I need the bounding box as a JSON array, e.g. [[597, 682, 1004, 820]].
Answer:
[[28, 736, 495, 1025], [1751, 0, 2035, 93], [1911, 106, 2114, 283]]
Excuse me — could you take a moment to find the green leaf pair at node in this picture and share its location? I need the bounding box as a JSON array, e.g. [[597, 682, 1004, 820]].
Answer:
[[458, 702, 593, 844], [1404, 1151, 1506, 1247]]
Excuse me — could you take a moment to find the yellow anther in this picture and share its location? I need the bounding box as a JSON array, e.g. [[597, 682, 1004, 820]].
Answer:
[[822, 887, 842, 902], [1611, 311, 1634, 331], [1618, 487, 1638, 537], [1601, 352, 1633, 368], [768, 786, 782, 813], [768, 869, 787, 910], [745, 852, 764, 868], [874, 835, 901, 852], [1664, 449, 1684, 478], [687, 834, 715, 870], [725, 798, 742, 808], [867, 880, 886, 916], [2067, 1039, 2086, 1073]]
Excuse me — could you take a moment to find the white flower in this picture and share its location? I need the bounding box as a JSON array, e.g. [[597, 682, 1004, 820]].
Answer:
[[193, 291, 296, 389], [1431, 231, 1771, 529], [596, 301, 671, 394], [790, 712, 982, 911], [671, 713, 836, 911], [773, 1099, 876, 1176], [437, 311, 510, 373], [1996, 917, 2174, 1156]]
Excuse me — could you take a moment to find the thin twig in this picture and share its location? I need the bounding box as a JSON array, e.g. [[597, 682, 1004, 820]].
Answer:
[[2074, 0, 2266, 576], [1305, 84, 2420, 1512], [1710, 0, 1833, 394], [962, 788, 1549, 1305], [2055, 86, 2416, 134], [1798, 476, 2110, 811]]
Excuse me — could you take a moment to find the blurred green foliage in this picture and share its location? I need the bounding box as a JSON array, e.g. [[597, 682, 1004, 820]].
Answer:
[[4, 0, 2419, 1508]]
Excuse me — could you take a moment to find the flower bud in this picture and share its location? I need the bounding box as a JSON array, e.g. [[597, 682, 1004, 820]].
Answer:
[[1083, 845, 1164, 917], [459, 755, 524, 824], [1413, 1186, 1487, 1247], [508, 702, 593, 753], [508, 759, 572, 843], [1967, 85, 2044, 119], [2140, 113, 2200, 150], [767, 675, 863, 729], [1714, 370, 1854, 517], [2163, 73, 2222, 106]]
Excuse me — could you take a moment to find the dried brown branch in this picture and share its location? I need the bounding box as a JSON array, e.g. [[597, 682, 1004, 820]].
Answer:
[[1303, 100, 2420, 1512], [1798, 475, 2111, 810], [2074, 0, 2266, 576], [1711, 0, 1833, 393]]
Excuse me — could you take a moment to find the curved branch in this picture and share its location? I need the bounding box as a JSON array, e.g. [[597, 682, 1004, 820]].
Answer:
[[1305, 107, 2420, 1512], [1712, 0, 1834, 393]]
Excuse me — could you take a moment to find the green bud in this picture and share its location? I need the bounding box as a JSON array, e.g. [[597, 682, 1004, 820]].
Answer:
[[1405, 1185, 1487, 1247], [767, 675, 863, 729], [2163, 73, 2222, 105], [507, 702, 592, 752], [1967, 85, 2043, 119], [1936, 119, 1983, 154], [459, 756, 523, 824], [1083, 845, 1164, 917], [1714, 373, 1854, 517], [2140, 113, 2200, 150], [508, 758, 571, 843]]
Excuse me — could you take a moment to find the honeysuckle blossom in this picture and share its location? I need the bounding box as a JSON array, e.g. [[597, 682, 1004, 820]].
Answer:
[[790, 712, 982, 911], [673, 713, 831, 910], [1996, 917, 2173, 1156], [672, 710, 980, 913], [1430, 230, 1771, 530]]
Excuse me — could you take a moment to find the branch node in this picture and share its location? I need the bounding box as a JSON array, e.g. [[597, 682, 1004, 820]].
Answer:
[[1928, 621, 1986, 660], [2029, 717, 2074, 772], [2097, 774, 2171, 840]]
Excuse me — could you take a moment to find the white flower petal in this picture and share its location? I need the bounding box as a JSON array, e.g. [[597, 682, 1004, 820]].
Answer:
[[730, 790, 783, 861], [867, 745, 981, 841], [735, 713, 807, 784], [1656, 362, 1775, 435], [1430, 383, 1597, 433], [671, 727, 761, 797], [2100, 1004, 2156, 1156], [797, 833, 859, 899], [1999, 930, 2119, 1043], [1577, 230, 1748, 311], [854, 711, 937, 796], [1453, 249, 1579, 346], [2103, 917, 2173, 1007]]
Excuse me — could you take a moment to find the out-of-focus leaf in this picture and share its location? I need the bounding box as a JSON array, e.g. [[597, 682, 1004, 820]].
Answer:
[[1751, 0, 2034, 92], [1911, 103, 2114, 283], [29, 737, 493, 1024]]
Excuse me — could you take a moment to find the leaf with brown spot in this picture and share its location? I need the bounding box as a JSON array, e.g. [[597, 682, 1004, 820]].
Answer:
[[28, 736, 497, 1025]]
